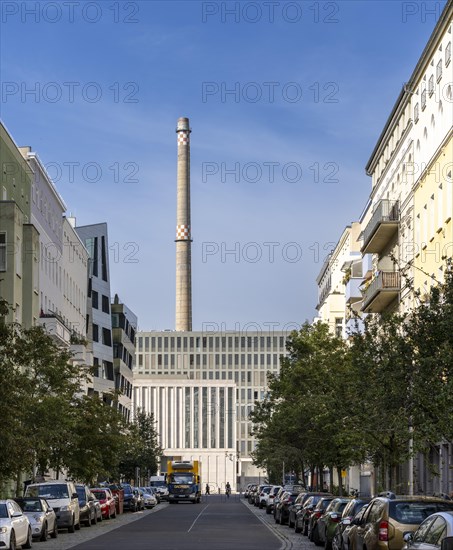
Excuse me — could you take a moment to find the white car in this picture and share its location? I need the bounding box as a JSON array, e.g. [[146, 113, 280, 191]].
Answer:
[[15, 497, 58, 541], [0, 499, 32, 550], [139, 489, 157, 509]]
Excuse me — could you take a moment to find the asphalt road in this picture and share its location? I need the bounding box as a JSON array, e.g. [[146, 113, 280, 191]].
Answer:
[[65, 495, 282, 550]]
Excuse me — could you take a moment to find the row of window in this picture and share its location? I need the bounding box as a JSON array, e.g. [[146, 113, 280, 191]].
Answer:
[[136, 370, 269, 386], [137, 352, 282, 368], [137, 335, 286, 352], [92, 290, 110, 313]]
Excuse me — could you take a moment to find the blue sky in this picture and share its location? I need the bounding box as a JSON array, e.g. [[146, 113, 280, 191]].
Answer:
[[0, 0, 447, 331]]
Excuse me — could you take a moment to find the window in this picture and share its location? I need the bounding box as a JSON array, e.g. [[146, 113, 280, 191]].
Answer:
[[101, 236, 108, 281], [414, 102, 419, 122], [0, 233, 6, 271], [102, 295, 110, 314], [428, 75, 434, 96], [102, 328, 112, 346], [421, 89, 426, 110], [436, 59, 442, 81], [92, 290, 99, 309], [445, 41, 451, 66], [92, 323, 99, 342]]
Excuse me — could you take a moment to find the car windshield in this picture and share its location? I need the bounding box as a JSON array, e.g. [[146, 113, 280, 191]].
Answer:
[[169, 473, 194, 484], [91, 491, 106, 499], [26, 484, 69, 499], [150, 481, 166, 487], [0, 504, 8, 518], [18, 499, 43, 512], [390, 502, 453, 524]]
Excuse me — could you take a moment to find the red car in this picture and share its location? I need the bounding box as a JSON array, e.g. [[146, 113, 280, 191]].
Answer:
[[90, 488, 116, 520]]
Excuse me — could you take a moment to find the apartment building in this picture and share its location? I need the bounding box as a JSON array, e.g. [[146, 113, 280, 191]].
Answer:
[[362, 3, 452, 314], [315, 222, 362, 338], [75, 222, 115, 399], [111, 294, 136, 420]]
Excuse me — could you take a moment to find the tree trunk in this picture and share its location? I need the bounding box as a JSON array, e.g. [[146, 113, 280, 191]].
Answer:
[[337, 466, 343, 495]]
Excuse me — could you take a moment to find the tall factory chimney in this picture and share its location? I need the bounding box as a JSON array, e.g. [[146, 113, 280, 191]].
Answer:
[[175, 117, 192, 331]]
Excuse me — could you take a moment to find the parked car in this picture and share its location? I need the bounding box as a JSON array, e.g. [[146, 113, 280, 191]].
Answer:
[[293, 493, 333, 532], [148, 487, 161, 504], [139, 488, 157, 509], [317, 497, 352, 549], [350, 496, 453, 550], [331, 498, 371, 550], [88, 491, 103, 524], [342, 502, 370, 550], [273, 487, 290, 518], [264, 485, 282, 515], [134, 489, 144, 511], [248, 485, 258, 504], [244, 483, 255, 498], [25, 480, 80, 533], [0, 499, 32, 550], [295, 494, 333, 535], [289, 492, 309, 528], [75, 484, 95, 527], [14, 496, 58, 541], [121, 484, 139, 512], [275, 491, 301, 525], [403, 511, 453, 550], [255, 485, 272, 508], [308, 497, 336, 543], [90, 488, 116, 520]]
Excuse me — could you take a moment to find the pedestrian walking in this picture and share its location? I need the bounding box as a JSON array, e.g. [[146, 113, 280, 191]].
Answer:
[[205, 484, 210, 495], [225, 482, 231, 498]]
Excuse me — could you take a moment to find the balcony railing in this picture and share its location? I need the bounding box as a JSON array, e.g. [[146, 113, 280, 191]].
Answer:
[[38, 312, 71, 346], [362, 200, 400, 254], [345, 277, 362, 304], [362, 271, 401, 313]]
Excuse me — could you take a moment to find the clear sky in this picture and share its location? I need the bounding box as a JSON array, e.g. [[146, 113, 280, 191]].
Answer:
[[0, 0, 448, 331]]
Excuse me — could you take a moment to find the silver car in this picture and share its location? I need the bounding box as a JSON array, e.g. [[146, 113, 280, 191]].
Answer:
[[403, 511, 453, 550], [15, 497, 58, 541]]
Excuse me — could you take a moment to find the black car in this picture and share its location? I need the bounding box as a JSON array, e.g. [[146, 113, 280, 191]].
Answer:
[[121, 484, 139, 512], [295, 494, 330, 535], [308, 497, 335, 543], [275, 491, 300, 525]]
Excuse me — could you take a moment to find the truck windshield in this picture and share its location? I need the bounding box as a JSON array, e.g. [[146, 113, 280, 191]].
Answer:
[[170, 473, 194, 484], [150, 481, 166, 487]]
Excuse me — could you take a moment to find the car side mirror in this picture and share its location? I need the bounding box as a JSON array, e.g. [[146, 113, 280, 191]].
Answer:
[[72, 493, 79, 499], [403, 533, 413, 543], [441, 537, 453, 550], [12, 512, 23, 518]]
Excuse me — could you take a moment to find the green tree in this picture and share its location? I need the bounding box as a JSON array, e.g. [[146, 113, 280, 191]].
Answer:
[[119, 409, 162, 483]]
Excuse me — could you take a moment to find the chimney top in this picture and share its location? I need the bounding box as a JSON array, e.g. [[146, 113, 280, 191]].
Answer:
[[176, 117, 190, 132]]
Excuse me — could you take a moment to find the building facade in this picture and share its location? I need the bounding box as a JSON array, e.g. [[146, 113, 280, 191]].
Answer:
[[111, 294, 137, 420], [75, 222, 115, 399], [133, 330, 290, 488]]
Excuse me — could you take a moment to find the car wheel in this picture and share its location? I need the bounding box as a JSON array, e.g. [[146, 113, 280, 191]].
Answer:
[[111, 508, 116, 519], [304, 521, 309, 536], [51, 523, 58, 538], [91, 512, 97, 525], [68, 517, 75, 533], [325, 537, 333, 550], [40, 522, 48, 541], [295, 520, 302, 534], [9, 531, 16, 550], [275, 512, 280, 524], [289, 517, 294, 528], [332, 534, 341, 550], [107, 509, 111, 520], [85, 516, 91, 527], [23, 527, 32, 549], [75, 521, 81, 531], [266, 506, 271, 515]]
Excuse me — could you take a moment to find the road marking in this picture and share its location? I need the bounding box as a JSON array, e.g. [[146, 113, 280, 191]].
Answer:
[[187, 504, 210, 533]]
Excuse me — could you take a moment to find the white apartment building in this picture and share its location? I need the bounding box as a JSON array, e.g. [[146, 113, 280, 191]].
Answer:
[[20, 148, 89, 346], [315, 222, 362, 338]]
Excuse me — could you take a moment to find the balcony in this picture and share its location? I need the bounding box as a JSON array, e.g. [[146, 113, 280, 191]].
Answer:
[[38, 312, 71, 346], [345, 277, 363, 304], [362, 271, 401, 313], [362, 200, 400, 254]]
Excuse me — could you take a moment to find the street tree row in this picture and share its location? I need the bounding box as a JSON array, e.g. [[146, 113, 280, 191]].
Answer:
[[250, 261, 453, 493]]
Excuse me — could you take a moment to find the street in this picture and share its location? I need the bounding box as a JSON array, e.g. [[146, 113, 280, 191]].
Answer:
[[34, 495, 297, 550]]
